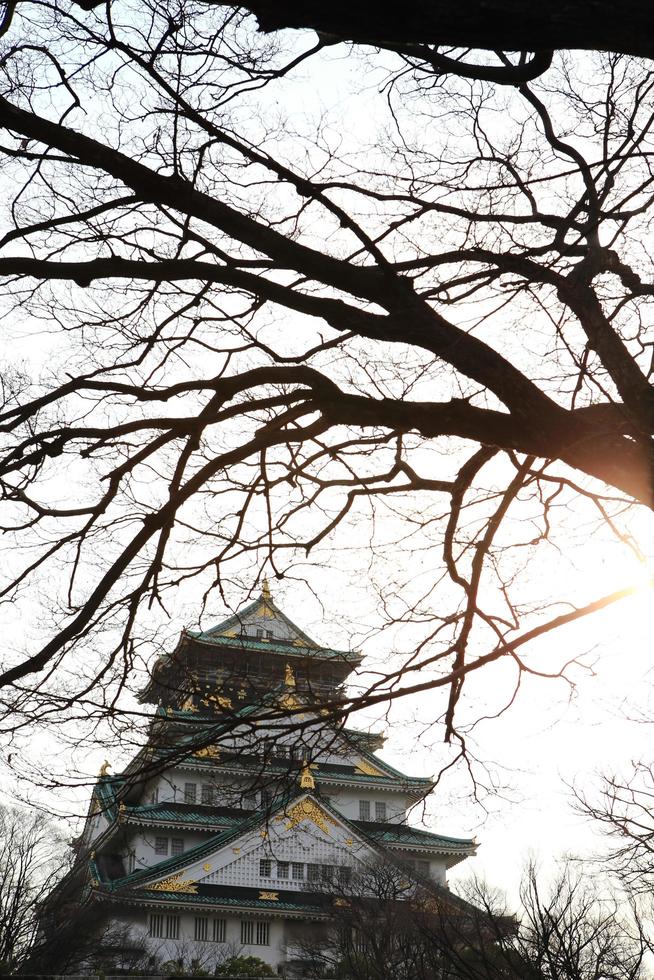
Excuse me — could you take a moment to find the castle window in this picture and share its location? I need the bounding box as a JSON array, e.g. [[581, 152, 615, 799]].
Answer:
[[276, 861, 289, 879], [241, 921, 254, 944], [166, 914, 180, 939], [213, 918, 226, 943], [154, 836, 168, 855], [359, 800, 370, 820], [307, 863, 320, 882], [149, 913, 165, 938], [256, 628, 264, 638], [201, 784, 214, 805], [375, 801, 387, 821], [418, 860, 430, 876], [259, 858, 272, 877], [195, 916, 208, 942], [256, 921, 270, 945], [266, 630, 273, 639], [127, 851, 136, 873], [339, 866, 352, 885], [184, 782, 197, 803], [171, 838, 184, 856], [292, 862, 304, 880]]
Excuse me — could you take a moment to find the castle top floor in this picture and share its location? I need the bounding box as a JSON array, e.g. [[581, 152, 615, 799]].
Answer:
[[140, 581, 362, 707]]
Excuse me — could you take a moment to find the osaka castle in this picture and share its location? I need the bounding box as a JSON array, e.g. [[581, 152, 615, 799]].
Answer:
[[66, 583, 477, 974]]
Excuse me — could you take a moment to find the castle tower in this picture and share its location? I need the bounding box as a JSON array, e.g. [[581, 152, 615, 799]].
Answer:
[[66, 584, 476, 974]]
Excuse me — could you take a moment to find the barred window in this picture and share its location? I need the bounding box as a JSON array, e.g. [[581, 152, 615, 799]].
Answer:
[[321, 865, 334, 882], [256, 921, 269, 946], [213, 918, 226, 943], [259, 858, 272, 877], [171, 838, 184, 856], [127, 852, 136, 874], [418, 860, 430, 876], [154, 836, 168, 855], [276, 861, 289, 879], [241, 921, 254, 945], [195, 917, 208, 942], [358, 800, 371, 820], [339, 866, 352, 885], [375, 801, 387, 821], [291, 862, 304, 881], [307, 863, 320, 882], [149, 913, 165, 938], [256, 628, 264, 638], [184, 782, 197, 803], [166, 914, 179, 939], [201, 783, 214, 805]]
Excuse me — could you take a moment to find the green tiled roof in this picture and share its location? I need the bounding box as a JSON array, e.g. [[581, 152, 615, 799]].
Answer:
[[198, 595, 319, 646], [126, 803, 248, 828], [353, 821, 475, 852], [177, 753, 431, 789], [105, 798, 286, 891], [108, 887, 326, 916], [185, 630, 360, 663]]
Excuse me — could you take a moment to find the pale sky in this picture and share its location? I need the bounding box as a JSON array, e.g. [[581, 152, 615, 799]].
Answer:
[[1, 28, 654, 915]]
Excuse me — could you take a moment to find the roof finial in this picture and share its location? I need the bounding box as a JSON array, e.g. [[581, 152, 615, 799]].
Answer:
[[262, 576, 271, 601], [299, 759, 315, 790], [99, 759, 111, 777]]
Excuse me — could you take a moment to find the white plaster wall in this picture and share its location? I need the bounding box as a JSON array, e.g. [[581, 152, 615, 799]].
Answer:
[[131, 830, 208, 871], [332, 789, 408, 823], [118, 911, 285, 970]]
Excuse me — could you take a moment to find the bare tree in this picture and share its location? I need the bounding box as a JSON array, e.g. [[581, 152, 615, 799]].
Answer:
[[0, 1, 652, 787], [296, 858, 652, 980], [0, 805, 69, 973], [575, 761, 654, 896]]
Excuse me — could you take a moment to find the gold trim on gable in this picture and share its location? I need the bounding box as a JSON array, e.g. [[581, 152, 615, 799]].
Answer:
[[259, 890, 279, 901], [281, 799, 339, 835], [149, 873, 197, 894], [355, 759, 386, 778]]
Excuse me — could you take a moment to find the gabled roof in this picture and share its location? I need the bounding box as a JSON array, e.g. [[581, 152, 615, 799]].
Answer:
[[199, 588, 319, 647], [185, 586, 361, 664], [97, 790, 475, 897], [353, 820, 475, 854]]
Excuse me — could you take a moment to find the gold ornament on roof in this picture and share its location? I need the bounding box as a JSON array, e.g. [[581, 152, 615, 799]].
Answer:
[[279, 691, 301, 711], [259, 890, 278, 901], [194, 744, 220, 759], [299, 761, 316, 790], [262, 577, 271, 600], [149, 872, 198, 894], [202, 693, 233, 710], [355, 759, 385, 778], [284, 663, 296, 688], [99, 760, 111, 777], [203, 863, 212, 872], [281, 798, 338, 835]]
